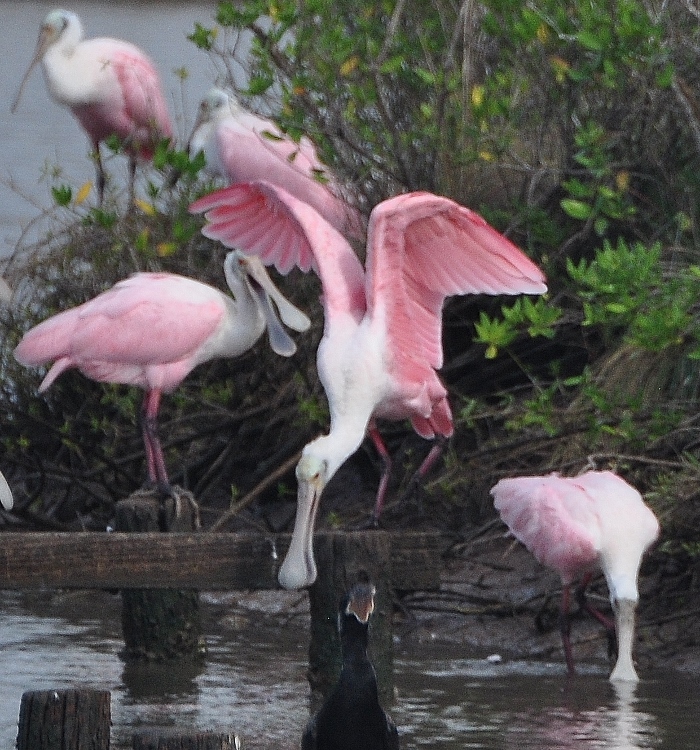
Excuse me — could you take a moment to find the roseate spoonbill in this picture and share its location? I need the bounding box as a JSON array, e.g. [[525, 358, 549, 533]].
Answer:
[[187, 88, 362, 239], [0, 471, 13, 511], [302, 581, 399, 750], [490, 470, 660, 681], [190, 181, 547, 589], [12, 8, 173, 205], [13, 251, 310, 492]]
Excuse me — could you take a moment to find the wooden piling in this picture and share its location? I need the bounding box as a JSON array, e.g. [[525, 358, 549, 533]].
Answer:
[[116, 491, 205, 661], [307, 531, 394, 709], [132, 729, 240, 749], [16, 689, 110, 750]]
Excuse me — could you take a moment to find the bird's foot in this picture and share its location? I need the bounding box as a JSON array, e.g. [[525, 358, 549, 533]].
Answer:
[[159, 486, 201, 532], [135, 482, 200, 531]]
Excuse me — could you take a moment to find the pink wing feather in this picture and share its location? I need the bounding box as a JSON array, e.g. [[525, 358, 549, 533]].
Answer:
[[15, 273, 225, 391], [491, 474, 602, 584], [190, 181, 367, 319], [366, 192, 547, 381]]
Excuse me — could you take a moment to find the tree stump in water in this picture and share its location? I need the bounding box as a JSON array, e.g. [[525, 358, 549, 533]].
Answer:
[[307, 531, 394, 711], [116, 490, 205, 661], [16, 689, 110, 750], [132, 729, 240, 750]]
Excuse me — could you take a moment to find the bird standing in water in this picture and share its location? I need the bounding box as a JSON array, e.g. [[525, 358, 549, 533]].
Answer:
[[187, 87, 362, 239], [191, 181, 547, 589], [302, 581, 399, 750], [490, 470, 660, 681], [14, 251, 310, 493], [12, 8, 173, 205]]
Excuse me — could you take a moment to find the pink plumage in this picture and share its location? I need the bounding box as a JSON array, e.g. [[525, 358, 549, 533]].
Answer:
[[191, 180, 547, 589], [14, 252, 310, 489], [12, 9, 173, 203], [188, 88, 362, 240], [491, 470, 660, 680]]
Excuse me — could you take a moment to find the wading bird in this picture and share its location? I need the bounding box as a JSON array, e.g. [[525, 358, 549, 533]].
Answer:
[[302, 581, 399, 750], [191, 181, 547, 589], [14, 251, 310, 492], [490, 470, 660, 681], [12, 8, 173, 204], [187, 88, 362, 239]]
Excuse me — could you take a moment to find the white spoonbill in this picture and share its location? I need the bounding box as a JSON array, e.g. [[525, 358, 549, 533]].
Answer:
[[14, 251, 310, 491], [12, 8, 173, 204], [187, 88, 362, 239], [191, 181, 547, 589], [490, 470, 660, 681]]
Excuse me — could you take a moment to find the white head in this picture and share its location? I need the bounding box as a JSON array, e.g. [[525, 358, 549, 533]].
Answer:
[[11, 9, 83, 113], [223, 250, 310, 357], [187, 88, 239, 157], [277, 434, 360, 590]]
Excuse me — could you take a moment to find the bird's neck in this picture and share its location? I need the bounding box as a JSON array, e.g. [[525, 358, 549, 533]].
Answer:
[[340, 624, 377, 690], [307, 426, 367, 487]]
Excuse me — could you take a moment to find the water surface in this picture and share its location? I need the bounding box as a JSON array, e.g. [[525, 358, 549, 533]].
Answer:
[[1, 589, 698, 750], [0, 0, 240, 260]]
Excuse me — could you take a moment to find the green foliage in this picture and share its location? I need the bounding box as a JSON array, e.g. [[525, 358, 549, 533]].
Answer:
[[474, 297, 561, 358], [568, 239, 699, 353]]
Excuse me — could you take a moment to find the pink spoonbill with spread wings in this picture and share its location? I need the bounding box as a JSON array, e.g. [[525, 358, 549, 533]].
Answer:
[[187, 88, 362, 239], [490, 470, 660, 681], [14, 251, 310, 493], [12, 8, 173, 204], [191, 181, 548, 589]]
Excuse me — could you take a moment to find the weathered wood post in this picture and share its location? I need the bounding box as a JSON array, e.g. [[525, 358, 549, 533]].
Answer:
[[307, 531, 394, 710], [116, 490, 205, 661], [132, 729, 240, 749], [16, 689, 110, 750]]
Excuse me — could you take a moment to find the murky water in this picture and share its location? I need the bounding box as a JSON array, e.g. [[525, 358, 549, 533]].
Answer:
[[0, 0, 245, 260], [1, 3, 700, 747], [0, 589, 698, 750]]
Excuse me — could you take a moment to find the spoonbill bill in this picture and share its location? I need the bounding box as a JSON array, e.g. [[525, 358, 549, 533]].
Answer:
[[190, 181, 547, 589], [490, 470, 660, 681], [187, 88, 362, 239], [12, 8, 173, 204], [0, 472, 13, 511], [302, 581, 399, 750], [14, 251, 310, 492]]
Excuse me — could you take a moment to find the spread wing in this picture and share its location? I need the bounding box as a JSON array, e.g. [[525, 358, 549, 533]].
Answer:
[[365, 191, 547, 384], [190, 181, 367, 321]]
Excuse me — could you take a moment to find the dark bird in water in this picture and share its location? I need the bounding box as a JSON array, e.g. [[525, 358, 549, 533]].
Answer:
[[302, 581, 399, 750]]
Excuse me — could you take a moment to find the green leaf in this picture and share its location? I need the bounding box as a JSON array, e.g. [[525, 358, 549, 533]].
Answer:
[[561, 198, 593, 220]]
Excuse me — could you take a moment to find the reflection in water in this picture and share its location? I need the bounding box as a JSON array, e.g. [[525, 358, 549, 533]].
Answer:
[[507, 681, 658, 750], [0, 592, 699, 750], [608, 681, 657, 750]]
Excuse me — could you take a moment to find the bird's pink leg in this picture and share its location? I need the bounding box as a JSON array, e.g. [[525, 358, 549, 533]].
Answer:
[[140, 389, 170, 491], [575, 572, 618, 659], [575, 572, 616, 630], [402, 435, 448, 500], [368, 426, 392, 525], [92, 142, 106, 206], [127, 154, 137, 207], [559, 584, 577, 676]]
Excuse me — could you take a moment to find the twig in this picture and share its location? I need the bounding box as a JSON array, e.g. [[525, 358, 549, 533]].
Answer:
[[208, 450, 302, 531]]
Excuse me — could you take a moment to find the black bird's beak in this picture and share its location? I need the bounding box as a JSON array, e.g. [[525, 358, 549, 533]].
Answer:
[[346, 583, 376, 624]]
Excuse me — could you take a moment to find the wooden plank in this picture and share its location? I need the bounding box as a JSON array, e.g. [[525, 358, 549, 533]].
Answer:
[[0, 531, 445, 591]]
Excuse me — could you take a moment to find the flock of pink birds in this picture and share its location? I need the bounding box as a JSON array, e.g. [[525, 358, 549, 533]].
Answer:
[[5, 8, 661, 682]]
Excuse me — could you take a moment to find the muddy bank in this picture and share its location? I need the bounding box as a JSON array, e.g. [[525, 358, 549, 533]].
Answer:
[[209, 529, 699, 680]]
